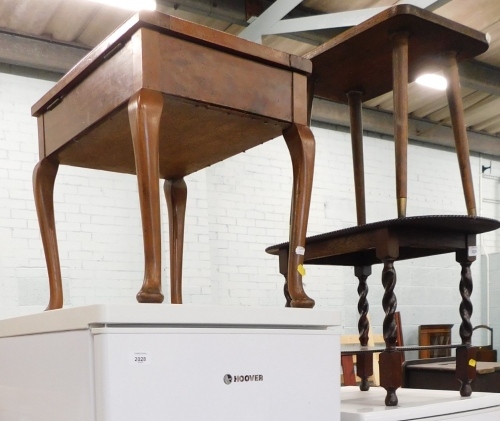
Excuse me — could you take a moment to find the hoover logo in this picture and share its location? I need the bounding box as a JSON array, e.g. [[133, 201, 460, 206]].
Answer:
[[223, 374, 264, 385]]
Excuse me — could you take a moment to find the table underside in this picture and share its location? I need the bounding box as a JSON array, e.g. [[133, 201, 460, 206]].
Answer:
[[52, 95, 287, 179]]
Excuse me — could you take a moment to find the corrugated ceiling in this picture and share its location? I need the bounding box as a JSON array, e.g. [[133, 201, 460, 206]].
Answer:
[[1, 0, 500, 140]]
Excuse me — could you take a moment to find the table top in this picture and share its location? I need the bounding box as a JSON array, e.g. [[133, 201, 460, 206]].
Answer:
[[32, 11, 311, 117], [304, 4, 489, 103], [32, 11, 312, 179], [266, 215, 500, 265]]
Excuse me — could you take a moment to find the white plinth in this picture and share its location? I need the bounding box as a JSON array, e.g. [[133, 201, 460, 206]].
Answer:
[[341, 386, 500, 420], [0, 304, 341, 421]]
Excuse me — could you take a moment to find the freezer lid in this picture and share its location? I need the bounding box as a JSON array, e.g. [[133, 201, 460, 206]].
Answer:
[[0, 304, 341, 338], [341, 386, 500, 421]]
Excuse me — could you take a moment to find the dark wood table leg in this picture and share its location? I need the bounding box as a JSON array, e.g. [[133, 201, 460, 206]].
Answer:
[[283, 123, 315, 308], [444, 52, 477, 217], [349, 90, 373, 390], [376, 33, 410, 402], [355, 265, 373, 391], [128, 88, 165, 304], [379, 258, 403, 406], [164, 178, 187, 304], [391, 31, 409, 219], [348, 91, 366, 226], [306, 75, 316, 125], [33, 158, 63, 310], [456, 238, 477, 396]]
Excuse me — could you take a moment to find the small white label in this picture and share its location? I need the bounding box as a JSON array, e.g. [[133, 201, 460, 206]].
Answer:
[[130, 352, 151, 365], [295, 246, 305, 255], [468, 246, 478, 257]]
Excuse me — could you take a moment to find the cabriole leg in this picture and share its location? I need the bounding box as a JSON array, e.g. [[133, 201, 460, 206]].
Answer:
[[164, 178, 187, 304], [33, 158, 62, 310], [128, 89, 165, 303], [283, 123, 315, 308]]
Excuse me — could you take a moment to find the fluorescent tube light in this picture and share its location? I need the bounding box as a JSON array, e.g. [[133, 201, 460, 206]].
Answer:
[[416, 73, 448, 91], [87, 0, 156, 11]]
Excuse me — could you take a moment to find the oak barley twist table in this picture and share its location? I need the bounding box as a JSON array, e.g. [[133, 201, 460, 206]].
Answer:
[[267, 5, 499, 406]]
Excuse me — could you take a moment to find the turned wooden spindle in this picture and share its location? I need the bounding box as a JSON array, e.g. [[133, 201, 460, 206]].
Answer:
[[355, 265, 373, 391], [455, 239, 477, 396], [380, 258, 402, 406]]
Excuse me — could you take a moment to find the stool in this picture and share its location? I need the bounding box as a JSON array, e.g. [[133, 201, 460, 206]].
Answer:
[[266, 5, 498, 406], [32, 11, 316, 309]]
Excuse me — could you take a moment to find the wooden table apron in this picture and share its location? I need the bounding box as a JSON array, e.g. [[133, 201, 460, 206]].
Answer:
[[31, 11, 315, 309]]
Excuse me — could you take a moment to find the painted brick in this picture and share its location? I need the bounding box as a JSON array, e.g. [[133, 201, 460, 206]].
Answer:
[[1, 69, 500, 352]]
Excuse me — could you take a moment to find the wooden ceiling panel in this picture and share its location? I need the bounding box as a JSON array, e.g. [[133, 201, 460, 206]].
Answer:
[[472, 114, 500, 132], [412, 97, 451, 119], [0, 0, 498, 146], [45, 1, 100, 43], [434, 0, 500, 71], [480, 119, 500, 134], [157, 6, 233, 32], [434, 0, 499, 32], [372, 83, 448, 114], [76, 9, 131, 47], [302, 0, 395, 13], [364, 91, 393, 108], [463, 96, 500, 126], [476, 23, 500, 67], [0, 0, 62, 36]]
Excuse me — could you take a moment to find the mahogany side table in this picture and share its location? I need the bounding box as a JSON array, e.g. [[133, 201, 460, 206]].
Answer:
[[32, 11, 315, 309], [267, 4, 498, 406]]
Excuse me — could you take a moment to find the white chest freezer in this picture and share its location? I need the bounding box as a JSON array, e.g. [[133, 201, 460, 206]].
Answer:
[[341, 386, 500, 420], [0, 304, 340, 421]]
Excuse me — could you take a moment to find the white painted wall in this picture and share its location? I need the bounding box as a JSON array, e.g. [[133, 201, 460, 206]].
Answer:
[[485, 253, 500, 353], [1, 68, 500, 353]]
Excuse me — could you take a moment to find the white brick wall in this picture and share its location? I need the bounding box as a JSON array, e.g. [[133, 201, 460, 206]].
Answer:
[[485, 253, 500, 352], [1, 68, 500, 352]]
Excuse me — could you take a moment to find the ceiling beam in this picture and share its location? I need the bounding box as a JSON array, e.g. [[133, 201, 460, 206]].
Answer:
[[248, 0, 448, 37], [157, 0, 249, 26], [0, 0, 497, 155], [238, 0, 303, 42], [312, 98, 500, 157], [425, 0, 454, 12], [266, 7, 388, 35], [0, 30, 89, 74], [459, 60, 500, 98]]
